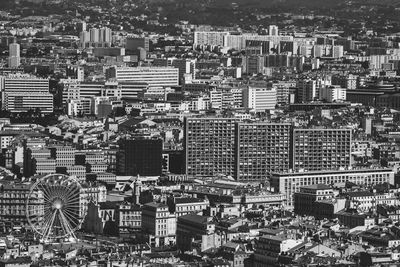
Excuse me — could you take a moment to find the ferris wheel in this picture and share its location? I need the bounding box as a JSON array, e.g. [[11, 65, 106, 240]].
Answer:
[[26, 174, 82, 242]]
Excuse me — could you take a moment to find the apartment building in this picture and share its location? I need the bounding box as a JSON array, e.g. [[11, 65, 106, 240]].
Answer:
[[184, 117, 239, 177], [235, 122, 291, 181], [292, 128, 351, 171]]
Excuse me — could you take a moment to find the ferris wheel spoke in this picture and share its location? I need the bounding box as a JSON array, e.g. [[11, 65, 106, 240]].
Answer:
[[63, 206, 80, 216], [43, 210, 56, 231], [56, 186, 69, 200], [63, 208, 80, 224], [64, 200, 81, 209], [62, 182, 75, 195], [40, 191, 50, 203], [62, 214, 77, 230], [34, 208, 52, 223], [65, 189, 79, 202], [42, 210, 57, 241], [67, 191, 80, 200], [64, 205, 80, 212], [43, 209, 54, 221], [64, 209, 80, 218], [59, 210, 76, 236], [57, 212, 69, 237], [64, 202, 80, 211], [64, 209, 80, 222], [66, 183, 79, 195], [42, 211, 54, 230], [38, 183, 51, 197], [39, 186, 52, 202], [53, 188, 65, 199]]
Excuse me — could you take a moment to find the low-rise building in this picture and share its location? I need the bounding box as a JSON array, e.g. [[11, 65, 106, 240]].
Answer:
[[171, 197, 209, 218], [253, 234, 303, 266], [176, 214, 225, 253], [271, 168, 395, 206]]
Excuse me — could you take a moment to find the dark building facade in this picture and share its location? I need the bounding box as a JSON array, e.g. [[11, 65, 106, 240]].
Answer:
[[126, 37, 150, 53], [118, 138, 162, 176]]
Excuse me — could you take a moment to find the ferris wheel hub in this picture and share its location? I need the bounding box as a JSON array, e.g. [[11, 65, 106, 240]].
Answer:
[[52, 199, 63, 210]]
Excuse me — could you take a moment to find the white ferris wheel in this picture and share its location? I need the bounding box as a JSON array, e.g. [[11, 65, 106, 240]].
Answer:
[[26, 174, 82, 242]]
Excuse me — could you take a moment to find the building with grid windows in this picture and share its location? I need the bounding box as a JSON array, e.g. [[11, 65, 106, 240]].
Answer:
[[184, 117, 238, 178], [185, 118, 352, 182], [106, 66, 179, 88], [1, 75, 53, 113], [271, 168, 395, 207], [0, 183, 32, 230], [242, 87, 277, 112], [194, 31, 230, 47], [235, 122, 291, 182], [291, 128, 351, 171]]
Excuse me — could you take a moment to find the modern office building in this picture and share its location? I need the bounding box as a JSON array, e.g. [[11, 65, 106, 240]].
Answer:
[[119, 82, 148, 99], [118, 138, 163, 176], [271, 168, 395, 206], [297, 79, 318, 102], [1, 75, 53, 113], [106, 66, 179, 88], [184, 117, 238, 178], [291, 128, 351, 171], [235, 122, 292, 182], [49, 145, 76, 168], [62, 80, 147, 105], [8, 42, 20, 68], [3, 93, 54, 113], [242, 87, 277, 112]]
